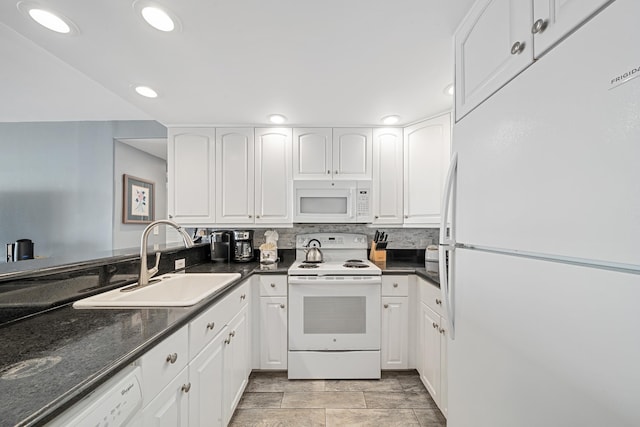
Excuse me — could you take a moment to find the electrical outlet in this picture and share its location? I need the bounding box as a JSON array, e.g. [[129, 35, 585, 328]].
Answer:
[[153, 226, 159, 235], [175, 258, 186, 270]]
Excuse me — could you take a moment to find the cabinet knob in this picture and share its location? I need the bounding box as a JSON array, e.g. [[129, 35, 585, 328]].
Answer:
[[435, 298, 442, 305], [280, 303, 285, 309], [532, 18, 548, 34], [511, 41, 525, 55], [432, 322, 438, 329], [181, 383, 192, 393], [393, 283, 398, 288], [384, 304, 389, 308], [168, 214, 173, 219], [404, 215, 409, 219], [271, 283, 276, 287], [327, 170, 331, 174], [256, 215, 261, 219], [335, 170, 338, 174], [240, 294, 246, 300], [206, 322, 215, 330], [166, 353, 178, 364], [374, 215, 379, 219], [248, 215, 252, 218], [439, 327, 446, 334]]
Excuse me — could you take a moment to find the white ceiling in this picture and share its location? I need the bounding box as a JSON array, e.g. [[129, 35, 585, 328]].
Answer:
[[0, 0, 474, 127]]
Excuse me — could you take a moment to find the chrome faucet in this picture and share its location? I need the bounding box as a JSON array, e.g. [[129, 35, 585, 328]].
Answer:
[[138, 219, 194, 287]]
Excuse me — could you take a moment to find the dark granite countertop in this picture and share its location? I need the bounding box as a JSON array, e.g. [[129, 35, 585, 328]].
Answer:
[[0, 257, 432, 426]]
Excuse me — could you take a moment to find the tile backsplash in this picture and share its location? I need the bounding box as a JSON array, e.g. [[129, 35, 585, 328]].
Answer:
[[192, 225, 439, 250]]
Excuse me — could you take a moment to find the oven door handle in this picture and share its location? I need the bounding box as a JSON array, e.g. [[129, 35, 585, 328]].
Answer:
[[288, 276, 382, 285]]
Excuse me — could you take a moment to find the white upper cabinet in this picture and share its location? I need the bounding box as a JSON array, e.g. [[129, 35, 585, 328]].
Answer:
[[455, 0, 533, 121], [456, 0, 612, 121], [255, 128, 293, 224], [531, 0, 612, 57], [372, 128, 403, 225], [215, 128, 255, 224], [168, 128, 216, 225], [293, 128, 372, 180], [293, 128, 333, 179], [332, 128, 373, 180], [403, 114, 451, 227]]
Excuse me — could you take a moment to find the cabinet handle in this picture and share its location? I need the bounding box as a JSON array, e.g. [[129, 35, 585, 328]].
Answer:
[[374, 215, 379, 219], [270, 283, 276, 288], [168, 214, 173, 219], [248, 215, 252, 218], [230, 330, 236, 337], [256, 215, 261, 219], [240, 294, 246, 300], [280, 303, 285, 309], [404, 215, 409, 219], [206, 322, 215, 330], [511, 41, 525, 55], [432, 322, 438, 329], [532, 18, 548, 34], [166, 353, 178, 364], [327, 170, 331, 174], [335, 170, 339, 174], [439, 327, 446, 334], [181, 383, 191, 393], [393, 283, 398, 288], [384, 304, 389, 308], [435, 298, 442, 305]]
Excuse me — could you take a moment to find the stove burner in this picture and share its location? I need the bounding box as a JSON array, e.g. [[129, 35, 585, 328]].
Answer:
[[345, 259, 363, 263], [298, 264, 319, 269], [343, 262, 369, 268]]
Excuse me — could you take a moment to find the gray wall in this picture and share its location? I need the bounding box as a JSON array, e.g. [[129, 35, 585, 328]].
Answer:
[[0, 120, 166, 261], [113, 142, 167, 250]]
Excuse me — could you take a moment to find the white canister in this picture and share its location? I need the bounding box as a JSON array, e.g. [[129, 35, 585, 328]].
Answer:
[[425, 245, 439, 272]]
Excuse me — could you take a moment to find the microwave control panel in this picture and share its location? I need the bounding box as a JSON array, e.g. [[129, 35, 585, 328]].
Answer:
[[356, 188, 372, 221]]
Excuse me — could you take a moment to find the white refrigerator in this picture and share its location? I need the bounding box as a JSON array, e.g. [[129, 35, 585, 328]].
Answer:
[[440, 1, 640, 426]]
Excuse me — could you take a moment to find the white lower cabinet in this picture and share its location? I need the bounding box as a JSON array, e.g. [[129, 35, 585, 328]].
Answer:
[[142, 366, 190, 426], [416, 277, 448, 416], [381, 276, 409, 369], [258, 275, 288, 370], [137, 278, 251, 426]]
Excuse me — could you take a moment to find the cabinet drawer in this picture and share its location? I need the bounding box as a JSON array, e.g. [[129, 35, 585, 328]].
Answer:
[[382, 275, 409, 296], [259, 275, 287, 297], [419, 277, 446, 317], [139, 325, 188, 407], [189, 279, 250, 357]]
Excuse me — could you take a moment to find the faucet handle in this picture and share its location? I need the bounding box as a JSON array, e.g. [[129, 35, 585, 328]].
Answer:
[[148, 252, 161, 279]]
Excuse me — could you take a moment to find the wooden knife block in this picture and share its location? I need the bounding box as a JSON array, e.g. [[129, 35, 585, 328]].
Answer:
[[369, 241, 387, 262]]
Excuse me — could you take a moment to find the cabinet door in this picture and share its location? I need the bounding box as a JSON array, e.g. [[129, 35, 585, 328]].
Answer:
[[455, 0, 533, 121], [223, 306, 249, 425], [189, 327, 227, 427], [142, 367, 189, 427], [440, 326, 448, 417], [167, 128, 216, 224], [293, 128, 333, 179], [381, 296, 408, 369], [419, 302, 442, 404], [215, 128, 255, 224], [260, 296, 288, 370], [255, 128, 293, 224], [532, 0, 612, 57], [372, 128, 403, 225], [403, 115, 451, 226], [332, 128, 372, 180]]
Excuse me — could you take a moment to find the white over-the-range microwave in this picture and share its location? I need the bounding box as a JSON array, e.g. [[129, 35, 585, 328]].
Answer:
[[293, 180, 372, 223]]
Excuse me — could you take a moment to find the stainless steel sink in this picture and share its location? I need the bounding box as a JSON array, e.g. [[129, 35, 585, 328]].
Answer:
[[72, 273, 241, 308]]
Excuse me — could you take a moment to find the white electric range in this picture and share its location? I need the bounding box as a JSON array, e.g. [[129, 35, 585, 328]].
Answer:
[[287, 233, 382, 379]]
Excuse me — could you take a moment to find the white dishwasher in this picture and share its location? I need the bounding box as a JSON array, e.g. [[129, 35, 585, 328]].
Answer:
[[47, 365, 143, 427]]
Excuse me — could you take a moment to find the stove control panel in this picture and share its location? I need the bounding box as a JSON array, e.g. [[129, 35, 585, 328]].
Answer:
[[296, 234, 367, 249]]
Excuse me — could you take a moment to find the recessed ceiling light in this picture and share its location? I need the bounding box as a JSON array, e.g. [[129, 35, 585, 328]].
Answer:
[[444, 84, 454, 96], [381, 115, 400, 125], [268, 114, 287, 124], [133, 1, 180, 32], [141, 6, 174, 31], [17, 2, 78, 34], [135, 86, 158, 98]]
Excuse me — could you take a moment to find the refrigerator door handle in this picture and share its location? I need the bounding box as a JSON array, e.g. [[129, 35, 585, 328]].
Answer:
[[439, 152, 458, 340]]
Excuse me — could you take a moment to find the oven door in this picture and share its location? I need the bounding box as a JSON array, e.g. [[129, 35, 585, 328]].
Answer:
[[288, 276, 381, 351]]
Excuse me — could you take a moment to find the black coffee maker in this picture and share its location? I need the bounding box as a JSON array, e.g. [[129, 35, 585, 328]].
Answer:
[[6, 239, 34, 262]]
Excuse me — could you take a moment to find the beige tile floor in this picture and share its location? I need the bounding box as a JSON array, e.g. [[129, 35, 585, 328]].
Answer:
[[229, 370, 446, 427]]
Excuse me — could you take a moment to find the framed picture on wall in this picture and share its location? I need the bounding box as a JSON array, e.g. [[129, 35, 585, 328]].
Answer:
[[123, 174, 155, 224]]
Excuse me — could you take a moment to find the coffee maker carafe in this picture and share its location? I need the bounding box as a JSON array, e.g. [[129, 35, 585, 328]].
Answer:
[[231, 230, 254, 262]]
